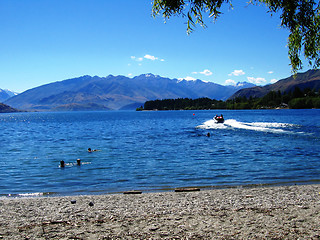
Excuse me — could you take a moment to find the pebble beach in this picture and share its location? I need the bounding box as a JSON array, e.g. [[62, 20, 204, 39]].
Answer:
[[0, 184, 319, 239]]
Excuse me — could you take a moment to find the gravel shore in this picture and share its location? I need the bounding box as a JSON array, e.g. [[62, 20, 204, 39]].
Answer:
[[0, 184, 319, 239]]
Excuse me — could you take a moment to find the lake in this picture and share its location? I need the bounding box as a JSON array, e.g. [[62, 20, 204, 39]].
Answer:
[[1, 109, 319, 197]]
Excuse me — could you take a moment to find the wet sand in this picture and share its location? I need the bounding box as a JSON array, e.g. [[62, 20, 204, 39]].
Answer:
[[0, 184, 319, 239]]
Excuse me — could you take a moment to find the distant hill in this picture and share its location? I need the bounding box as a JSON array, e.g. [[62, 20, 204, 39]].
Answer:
[[0, 103, 20, 113], [4, 74, 254, 111], [230, 69, 320, 99], [0, 89, 18, 102], [52, 103, 111, 111]]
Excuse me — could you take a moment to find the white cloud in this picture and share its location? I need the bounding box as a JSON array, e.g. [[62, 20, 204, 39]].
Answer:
[[247, 77, 267, 84], [191, 69, 213, 76], [229, 69, 245, 76], [128, 73, 133, 77], [200, 69, 213, 76], [270, 78, 278, 84], [268, 71, 274, 74], [144, 54, 158, 61], [131, 54, 164, 62], [178, 76, 197, 82], [184, 76, 197, 81], [179, 76, 209, 83], [131, 56, 143, 62], [225, 79, 236, 86]]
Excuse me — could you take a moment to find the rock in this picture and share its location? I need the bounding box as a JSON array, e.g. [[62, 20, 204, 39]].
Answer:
[[149, 225, 159, 231]]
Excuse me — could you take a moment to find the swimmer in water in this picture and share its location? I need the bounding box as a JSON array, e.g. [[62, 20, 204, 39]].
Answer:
[[60, 160, 65, 168], [88, 148, 98, 153]]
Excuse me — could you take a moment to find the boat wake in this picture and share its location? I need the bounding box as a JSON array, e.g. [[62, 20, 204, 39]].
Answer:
[[197, 119, 297, 134]]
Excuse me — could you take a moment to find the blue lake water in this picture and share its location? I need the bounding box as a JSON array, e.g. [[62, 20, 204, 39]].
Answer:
[[1, 109, 320, 197]]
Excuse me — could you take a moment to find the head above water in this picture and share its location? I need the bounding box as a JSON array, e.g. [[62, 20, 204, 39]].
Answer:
[[60, 160, 65, 168]]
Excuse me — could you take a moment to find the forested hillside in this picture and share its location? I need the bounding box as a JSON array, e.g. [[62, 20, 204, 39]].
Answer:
[[140, 87, 320, 110], [0, 103, 20, 113]]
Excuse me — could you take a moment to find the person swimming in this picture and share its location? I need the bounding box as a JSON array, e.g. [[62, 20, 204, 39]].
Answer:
[[88, 148, 98, 153], [60, 160, 65, 168]]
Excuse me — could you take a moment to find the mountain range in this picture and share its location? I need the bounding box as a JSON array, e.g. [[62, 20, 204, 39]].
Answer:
[[3, 70, 320, 112], [0, 89, 18, 102], [230, 69, 320, 99], [3, 74, 254, 111]]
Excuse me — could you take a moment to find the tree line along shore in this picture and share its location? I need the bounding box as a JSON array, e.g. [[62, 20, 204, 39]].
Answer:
[[137, 87, 320, 111]]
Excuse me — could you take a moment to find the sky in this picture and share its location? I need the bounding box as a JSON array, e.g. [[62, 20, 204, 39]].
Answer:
[[0, 0, 311, 93]]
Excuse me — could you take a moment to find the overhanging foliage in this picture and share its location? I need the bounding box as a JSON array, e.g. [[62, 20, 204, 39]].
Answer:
[[152, 0, 320, 73]]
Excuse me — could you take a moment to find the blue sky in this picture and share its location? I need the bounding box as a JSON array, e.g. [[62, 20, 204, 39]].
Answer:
[[0, 0, 310, 93]]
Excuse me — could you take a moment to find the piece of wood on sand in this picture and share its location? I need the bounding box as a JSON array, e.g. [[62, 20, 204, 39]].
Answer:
[[123, 190, 142, 194], [174, 187, 200, 192]]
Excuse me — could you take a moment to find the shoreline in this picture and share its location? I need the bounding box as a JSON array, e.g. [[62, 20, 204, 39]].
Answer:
[[1, 184, 319, 239], [2, 180, 319, 199]]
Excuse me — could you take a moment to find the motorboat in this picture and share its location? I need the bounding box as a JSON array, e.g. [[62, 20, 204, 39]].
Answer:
[[214, 115, 224, 123]]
